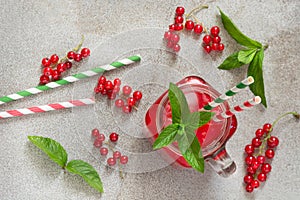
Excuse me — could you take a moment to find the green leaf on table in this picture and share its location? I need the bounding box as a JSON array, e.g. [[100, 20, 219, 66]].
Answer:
[[247, 50, 267, 107], [238, 49, 257, 64], [186, 111, 214, 131], [28, 136, 68, 168], [219, 9, 262, 49], [153, 123, 180, 150], [66, 160, 103, 193], [168, 82, 190, 123], [218, 52, 244, 70]]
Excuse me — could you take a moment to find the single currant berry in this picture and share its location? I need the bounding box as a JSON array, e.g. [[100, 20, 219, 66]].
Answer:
[[263, 123, 272, 133], [50, 54, 59, 64], [41, 58, 51, 67], [39, 75, 50, 85], [202, 35, 211, 44], [174, 23, 183, 31], [43, 67, 53, 76], [104, 81, 114, 91], [107, 157, 116, 166], [101, 89, 107, 95], [57, 63, 67, 73], [100, 147, 108, 156], [212, 36, 221, 43], [97, 134, 105, 142], [218, 43, 225, 51], [245, 184, 254, 193], [98, 84, 105, 92], [252, 137, 262, 147], [115, 99, 124, 108], [267, 136, 279, 148], [251, 179, 260, 189], [194, 24, 203, 34], [244, 174, 253, 184], [256, 155, 266, 164], [65, 61, 72, 69], [164, 31, 172, 40], [51, 70, 61, 81], [127, 97, 136, 107], [245, 144, 255, 155], [122, 85, 132, 96], [210, 26, 220, 37], [167, 40, 175, 49], [251, 161, 260, 170], [67, 51, 75, 59], [265, 149, 275, 159], [80, 48, 90, 57], [245, 155, 256, 165], [255, 128, 264, 137], [91, 128, 100, 137], [175, 15, 184, 24], [113, 78, 121, 86], [173, 44, 181, 52], [109, 132, 119, 142], [113, 86, 120, 94], [175, 6, 185, 16], [170, 33, 180, 44], [203, 45, 211, 53], [133, 91, 143, 101], [169, 24, 175, 31], [261, 163, 272, 173], [94, 87, 100, 94], [257, 172, 267, 182], [185, 20, 194, 30], [120, 155, 128, 164], [73, 53, 82, 62], [98, 76, 106, 85], [211, 43, 219, 51], [122, 105, 132, 113], [93, 139, 102, 148], [247, 166, 256, 174], [113, 151, 121, 159]]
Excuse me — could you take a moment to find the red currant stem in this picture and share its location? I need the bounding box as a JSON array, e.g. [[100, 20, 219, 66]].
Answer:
[[185, 4, 209, 19], [190, 14, 208, 35], [263, 44, 269, 50], [104, 141, 124, 179], [255, 134, 271, 157], [59, 35, 85, 63], [271, 111, 299, 132]]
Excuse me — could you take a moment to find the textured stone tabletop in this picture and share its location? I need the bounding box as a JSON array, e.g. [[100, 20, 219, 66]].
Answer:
[[0, 0, 299, 200]]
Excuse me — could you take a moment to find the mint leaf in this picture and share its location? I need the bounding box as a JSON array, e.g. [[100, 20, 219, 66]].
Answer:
[[248, 50, 267, 107], [153, 124, 179, 150], [218, 52, 244, 70], [168, 83, 190, 123], [28, 136, 68, 168], [238, 49, 257, 64], [178, 132, 204, 173], [219, 9, 262, 48], [186, 111, 214, 131], [66, 160, 103, 193]]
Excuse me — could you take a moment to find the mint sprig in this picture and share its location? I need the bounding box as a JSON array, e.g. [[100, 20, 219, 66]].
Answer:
[[152, 83, 214, 173], [28, 136, 103, 193], [218, 8, 268, 107]]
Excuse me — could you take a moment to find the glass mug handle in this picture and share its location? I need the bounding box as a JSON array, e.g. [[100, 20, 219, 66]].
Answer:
[[206, 146, 236, 177]]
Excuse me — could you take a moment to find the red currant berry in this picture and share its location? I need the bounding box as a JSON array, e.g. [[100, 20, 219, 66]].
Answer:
[[109, 132, 119, 142], [65, 61, 72, 69], [107, 157, 116, 166], [263, 123, 272, 133], [173, 44, 181, 52], [51, 70, 61, 81], [43, 67, 53, 76], [57, 63, 67, 73], [210, 26, 220, 36], [50, 54, 59, 64], [98, 84, 104, 92], [255, 128, 264, 137], [91, 128, 100, 137], [133, 91, 143, 101], [169, 24, 175, 31], [251, 161, 260, 170], [127, 97, 136, 107], [101, 89, 107, 95], [245, 144, 255, 155], [120, 155, 128, 164], [105, 81, 114, 91], [267, 136, 279, 148], [185, 20, 194, 30], [94, 87, 100, 94], [107, 92, 117, 100], [203, 35, 211, 44], [73, 53, 82, 62], [175, 15, 184, 24], [93, 139, 102, 148], [97, 134, 105, 142], [203, 45, 211, 53], [174, 23, 183, 31], [211, 43, 219, 51], [244, 174, 253, 184], [251, 179, 260, 189], [80, 48, 90, 57], [100, 147, 108, 156], [193, 24, 203, 34], [122, 85, 132, 96], [265, 149, 275, 159], [98, 76, 106, 85], [113, 86, 120, 94], [167, 40, 175, 49], [245, 155, 256, 165], [212, 36, 221, 43], [256, 155, 265, 164], [41, 58, 51, 67], [113, 151, 121, 159], [113, 78, 121, 86], [67, 51, 75, 59], [257, 173, 267, 182], [122, 105, 132, 113], [115, 99, 124, 108], [170, 33, 180, 43], [261, 163, 272, 173], [39, 75, 50, 85], [164, 31, 172, 40], [218, 43, 225, 51], [175, 6, 185, 16], [247, 166, 256, 174], [245, 184, 254, 193], [252, 137, 262, 147]]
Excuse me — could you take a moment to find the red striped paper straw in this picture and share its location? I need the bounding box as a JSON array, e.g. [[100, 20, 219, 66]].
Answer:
[[0, 98, 95, 119], [212, 96, 261, 122]]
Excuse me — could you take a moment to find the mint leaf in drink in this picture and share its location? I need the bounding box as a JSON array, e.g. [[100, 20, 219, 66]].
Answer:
[[238, 49, 257, 64], [186, 111, 214, 131], [66, 160, 103, 193], [153, 123, 180, 150], [219, 8, 262, 48], [218, 52, 244, 70], [28, 136, 68, 168], [248, 50, 267, 107]]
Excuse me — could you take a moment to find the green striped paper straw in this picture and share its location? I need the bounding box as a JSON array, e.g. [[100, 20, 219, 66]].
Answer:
[[203, 76, 254, 111], [0, 55, 141, 105]]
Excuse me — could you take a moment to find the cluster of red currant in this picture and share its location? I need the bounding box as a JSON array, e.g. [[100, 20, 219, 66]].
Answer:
[[39, 47, 90, 85], [91, 128, 128, 166], [164, 6, 225, 54], [94, 75, 143, 114]]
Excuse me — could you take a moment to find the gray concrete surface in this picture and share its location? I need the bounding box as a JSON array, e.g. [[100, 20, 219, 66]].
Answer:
[[0, 0, 299, 199]]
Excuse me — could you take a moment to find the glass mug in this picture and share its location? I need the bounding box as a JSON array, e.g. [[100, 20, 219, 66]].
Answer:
[[145, 76, 237, 177]]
